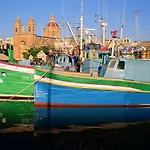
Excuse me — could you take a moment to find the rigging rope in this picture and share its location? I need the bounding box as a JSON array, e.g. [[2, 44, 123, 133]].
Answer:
[[0, 70, 49, 106]]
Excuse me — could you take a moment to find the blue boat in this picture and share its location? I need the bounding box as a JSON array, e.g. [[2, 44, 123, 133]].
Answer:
[[34, 57, 150, 108]]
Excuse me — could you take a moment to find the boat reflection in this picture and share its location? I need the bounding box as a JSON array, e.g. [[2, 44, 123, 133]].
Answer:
[[0, 101, 33, 133], [34, 107, 150, 132]]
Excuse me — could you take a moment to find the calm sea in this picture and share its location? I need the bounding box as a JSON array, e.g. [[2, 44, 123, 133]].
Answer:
[[0, 100, 150, 149]]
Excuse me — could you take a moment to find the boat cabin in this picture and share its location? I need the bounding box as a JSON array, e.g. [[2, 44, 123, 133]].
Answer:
[[82, 43, 110, 73], [54, 54, 75, 71], [100, 58, 150, 82]]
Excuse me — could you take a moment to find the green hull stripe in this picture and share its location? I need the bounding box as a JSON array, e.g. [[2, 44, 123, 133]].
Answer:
[[35, 68, 150, 91]]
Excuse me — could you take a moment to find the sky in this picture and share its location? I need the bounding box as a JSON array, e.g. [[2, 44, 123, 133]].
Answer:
[[0, 0, 150, 42]]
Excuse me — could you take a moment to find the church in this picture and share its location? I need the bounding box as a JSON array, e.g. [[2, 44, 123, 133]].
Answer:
[[13, 14, 74, 60]]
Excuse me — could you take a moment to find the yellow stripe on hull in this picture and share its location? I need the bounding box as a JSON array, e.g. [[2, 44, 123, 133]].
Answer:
[[34, 75, 150, 93]]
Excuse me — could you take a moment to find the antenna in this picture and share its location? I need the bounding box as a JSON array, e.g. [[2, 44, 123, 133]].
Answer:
[[134, 10, 140, 44]]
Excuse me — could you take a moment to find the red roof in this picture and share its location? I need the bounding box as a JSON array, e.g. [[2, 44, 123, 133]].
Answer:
[[47, 21, 59, 28]]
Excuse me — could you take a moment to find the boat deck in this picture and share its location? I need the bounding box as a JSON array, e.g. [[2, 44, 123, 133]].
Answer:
[[37, 67, 150, 84]]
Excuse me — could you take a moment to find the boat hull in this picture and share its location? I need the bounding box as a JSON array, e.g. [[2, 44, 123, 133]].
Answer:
[[0, 62, 34, 99], [34, 80, 150, 107]]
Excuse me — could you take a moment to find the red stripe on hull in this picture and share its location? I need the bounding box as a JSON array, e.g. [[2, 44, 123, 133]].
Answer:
[[0, 61, 33, 69], [34, 102, 150, 108]]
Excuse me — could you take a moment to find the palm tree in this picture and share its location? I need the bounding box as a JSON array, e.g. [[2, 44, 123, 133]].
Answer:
[[40, 46, 49, 55], [27, 47, 41, 59], [22, 52, 30, 59]]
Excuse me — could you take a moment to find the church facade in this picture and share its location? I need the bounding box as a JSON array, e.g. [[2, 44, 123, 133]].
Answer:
[[13, 14, 61, 60]]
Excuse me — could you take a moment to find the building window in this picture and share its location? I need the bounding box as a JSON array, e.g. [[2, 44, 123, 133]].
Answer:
[[29, 27, 31, 32], [16, 28, 18, 32], [53, 31, 54, 37], [33, 27, 34, 32], [127, 39, 130, 43], [117, 61, 125, 70]]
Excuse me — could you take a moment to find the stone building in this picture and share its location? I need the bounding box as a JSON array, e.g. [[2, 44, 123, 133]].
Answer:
[[13, 14, 61, 60]]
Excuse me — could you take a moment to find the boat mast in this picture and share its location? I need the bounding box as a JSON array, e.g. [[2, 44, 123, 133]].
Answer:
[[135, 10, 140, 45], [99, 0, 107, 46], [95, 0, 100, 40], [120, 0, 126, 39], [62, 0, 66, 52], [80, 0, 84, 60], [100, 20, 107, 46]]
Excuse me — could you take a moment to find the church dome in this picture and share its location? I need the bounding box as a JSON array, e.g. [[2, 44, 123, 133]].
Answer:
[[46, 14, 59, 28], [47, 21, 59, 27]]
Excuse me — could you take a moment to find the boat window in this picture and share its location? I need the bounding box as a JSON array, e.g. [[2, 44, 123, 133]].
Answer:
[[63, 57, 66, 62], [69, 57, 72, 63], [108, 60, 116, 68], [60, 58, 62, 62], [86, 53, 89, 59], [1, 72, 7, 77], [98, 53, 103, 59], [117, 61, 125, 69]]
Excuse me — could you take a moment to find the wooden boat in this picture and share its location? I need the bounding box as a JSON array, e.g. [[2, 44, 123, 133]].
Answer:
[[0, 61, 34, 99], [34, 57, 150, 108]]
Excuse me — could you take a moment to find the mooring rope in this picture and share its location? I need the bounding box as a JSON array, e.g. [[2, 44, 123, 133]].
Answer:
[[0, 70, 49, 106]]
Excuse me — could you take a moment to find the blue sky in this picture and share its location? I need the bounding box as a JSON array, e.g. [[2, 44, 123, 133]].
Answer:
[[0, 0, 150, 42]]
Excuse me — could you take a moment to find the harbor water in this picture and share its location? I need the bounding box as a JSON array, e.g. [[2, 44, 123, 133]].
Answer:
[[0, 100, 150, 149]]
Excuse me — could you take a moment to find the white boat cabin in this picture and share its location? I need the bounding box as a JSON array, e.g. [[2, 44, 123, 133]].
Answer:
[[100, 58, 150, 82]]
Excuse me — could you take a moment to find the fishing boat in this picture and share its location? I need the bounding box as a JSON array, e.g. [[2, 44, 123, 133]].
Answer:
[[0, 61, 34, 99], [0, 51, 66, 100], [34, 0, 150, 108], [34, 56, 150, 108]]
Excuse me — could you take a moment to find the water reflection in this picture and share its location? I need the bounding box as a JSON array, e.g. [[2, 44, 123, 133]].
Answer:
[[0, 101, 150, 149], [0, 101, 33, 133], [34, 107, 150, 149], [34, 107, 150, 131]]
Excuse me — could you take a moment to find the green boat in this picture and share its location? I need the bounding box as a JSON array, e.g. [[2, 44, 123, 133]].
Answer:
[[0, 61, 34, 99]]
